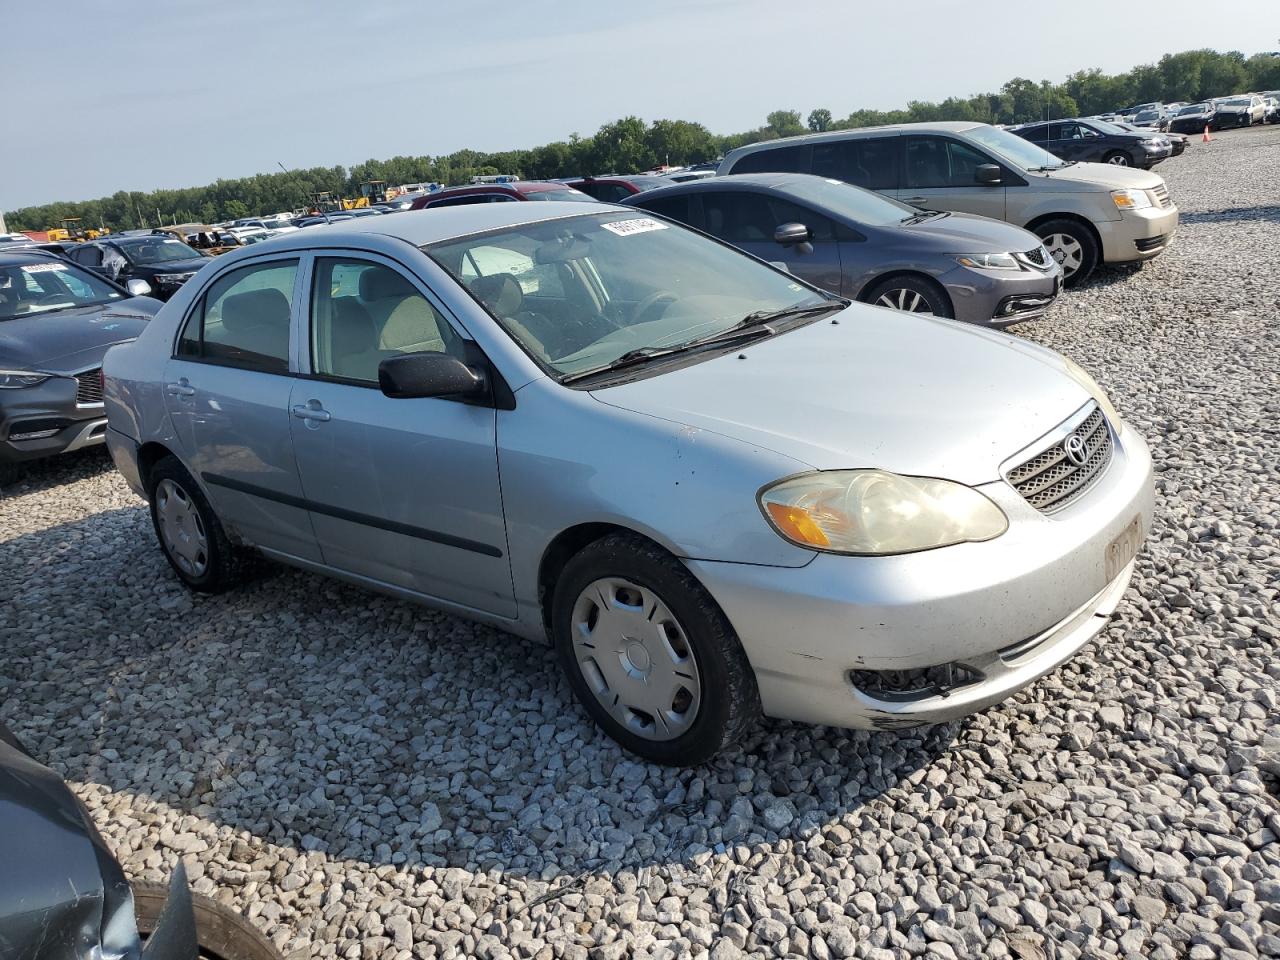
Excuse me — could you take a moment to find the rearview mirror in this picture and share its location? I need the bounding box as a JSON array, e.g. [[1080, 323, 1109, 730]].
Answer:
[[974, 164, 1002, 186], [379, 352, 487, 400], [125, 278, 152, 298]]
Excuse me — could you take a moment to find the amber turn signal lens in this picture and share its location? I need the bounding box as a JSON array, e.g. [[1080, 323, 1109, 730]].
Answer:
[[764, 502, 831, 548]]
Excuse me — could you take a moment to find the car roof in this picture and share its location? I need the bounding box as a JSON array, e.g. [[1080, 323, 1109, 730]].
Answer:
[[222, 202, 626, 253], [729, 120, 985, 152], [630, 172, 814, 197], [0, 247, 72, 266]]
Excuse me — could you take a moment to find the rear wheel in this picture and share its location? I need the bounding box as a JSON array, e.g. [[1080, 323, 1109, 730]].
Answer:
[[147, 456, 255, 593], [132, 883, 283, 960], [552, 533, 760, 765], [1034, 219, 1100, 287], [864, 275, 953, 319]]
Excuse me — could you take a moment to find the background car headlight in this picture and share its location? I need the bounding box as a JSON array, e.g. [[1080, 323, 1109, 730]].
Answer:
[[1111, 189, 1153, 211], [955, 252, 1020, 270], [759, 470, 1008, 556], [0, 370, 50, 389], [1062, 356, 1123, 430]]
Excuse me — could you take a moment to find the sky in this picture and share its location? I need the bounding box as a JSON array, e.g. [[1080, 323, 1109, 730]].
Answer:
[[2, 0, 1274, 213]]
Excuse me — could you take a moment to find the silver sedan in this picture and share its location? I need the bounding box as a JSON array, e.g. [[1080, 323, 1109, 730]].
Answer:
[[102, 202, 1154, 764]]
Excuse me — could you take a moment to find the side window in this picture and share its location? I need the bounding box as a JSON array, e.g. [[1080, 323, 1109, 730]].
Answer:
[[1021, 124, 1050, 144], [602, 184, 632, 203], [764, 197, 836, 242], [904, 137, 994, 188], [72, 245, 103, 267], [310, 258, 462, 384], [177, 260, 298, 373], [811, 138, 899, 190], [635, 193, 694, 227], [701, 192, 776, 243], [428, 194, 487, 208], [730, 144, 811, 175]]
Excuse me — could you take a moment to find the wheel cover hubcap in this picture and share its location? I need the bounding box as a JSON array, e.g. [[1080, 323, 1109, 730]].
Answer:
[[875, 288, 934, 315], [1108, 155, 1129, 165], [571, 577, 702, 741], [1044, 233, 1084, 276], [156, 478, 209, 577]]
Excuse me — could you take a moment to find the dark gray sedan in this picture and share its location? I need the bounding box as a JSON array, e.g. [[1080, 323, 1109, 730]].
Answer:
[[622, 173, 1061, 326]]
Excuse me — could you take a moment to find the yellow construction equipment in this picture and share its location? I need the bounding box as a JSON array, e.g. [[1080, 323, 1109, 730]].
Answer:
[[46, 218, 110, 242]]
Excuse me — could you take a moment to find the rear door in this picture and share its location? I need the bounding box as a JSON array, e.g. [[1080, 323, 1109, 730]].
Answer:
[[163, 256, 321, 561], [811, 137, 901, 197], [288, 253, 515, 616], [898, 135, 1006, 220], [698, 189, 843, 293]]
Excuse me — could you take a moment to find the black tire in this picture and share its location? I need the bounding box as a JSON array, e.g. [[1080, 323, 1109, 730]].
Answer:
[[1103, 151, 1131, 166], [1033, 218, 1100, 287], [0, 461, 19, 491], [132, 883, 283, 960], [551, 533, 761, 765], [147, 455, 254, 593], [863, 274, 953, 319]]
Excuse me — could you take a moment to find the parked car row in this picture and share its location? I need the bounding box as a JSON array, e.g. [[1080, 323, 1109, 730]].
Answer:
[[94, 200, 1154, 763]]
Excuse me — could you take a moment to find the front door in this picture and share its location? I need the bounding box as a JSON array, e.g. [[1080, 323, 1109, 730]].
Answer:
[[288, 254, 515, 617], [699, 189, 844, 294], [898, 135, 1007, 220], [163, 256, 322, 561]]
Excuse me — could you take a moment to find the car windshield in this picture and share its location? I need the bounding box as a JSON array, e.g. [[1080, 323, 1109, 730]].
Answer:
[[1221, 98, 1250, 107], [525, 189, 594, 202], [120, 238, 202, 263], [426, 212, 834, 380], [966, 125, 1066, 171], [0, 260, 125, 320], [1134, 111, 1159, 122], [1180, 104, 1210, 115], [779, 177, 916, 225]]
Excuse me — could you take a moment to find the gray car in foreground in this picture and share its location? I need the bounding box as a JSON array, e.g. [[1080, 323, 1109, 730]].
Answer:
[[103, 203, 1154, 764], [623, 173, 1062, 326]]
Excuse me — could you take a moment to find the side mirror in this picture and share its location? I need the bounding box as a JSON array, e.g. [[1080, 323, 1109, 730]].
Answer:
[[125, 278, 153, 298], [378, 352, 487, 400], [975, 164, 1003, 186], [774, 222, 812, 246]]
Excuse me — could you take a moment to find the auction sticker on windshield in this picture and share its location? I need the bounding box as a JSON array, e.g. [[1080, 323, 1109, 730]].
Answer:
[[24, 263, 68, 273], [601, 218, 669, 237]]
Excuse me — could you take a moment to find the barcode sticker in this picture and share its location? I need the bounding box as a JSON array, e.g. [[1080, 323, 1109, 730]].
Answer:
[[601, 218, 669, 237], [24, 263, 68, 273]]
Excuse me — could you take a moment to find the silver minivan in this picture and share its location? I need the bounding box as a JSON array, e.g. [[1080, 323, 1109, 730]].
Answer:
[[720, 121, 1179, 286]]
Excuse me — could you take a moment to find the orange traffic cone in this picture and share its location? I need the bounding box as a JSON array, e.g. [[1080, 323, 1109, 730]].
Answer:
[[1202, 125, 1213, 143]]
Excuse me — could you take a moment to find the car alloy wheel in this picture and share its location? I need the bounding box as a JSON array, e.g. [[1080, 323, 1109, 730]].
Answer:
[[570, 576, 702, 741], [155, 477, 209, 577], [874, 288, 935, 315], [1106, 153, 1131, 166], [1044, 233, 1085, 278]]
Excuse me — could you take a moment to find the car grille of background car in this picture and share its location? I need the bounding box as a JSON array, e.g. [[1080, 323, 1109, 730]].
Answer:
[[75, 369, 104, 405], [1006, 405, 1114, 513]]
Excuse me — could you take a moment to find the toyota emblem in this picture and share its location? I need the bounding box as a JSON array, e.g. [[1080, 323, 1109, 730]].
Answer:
[[1063, 432, 1088, 467]]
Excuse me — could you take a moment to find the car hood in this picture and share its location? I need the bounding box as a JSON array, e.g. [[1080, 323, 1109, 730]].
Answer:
[[902, 211, 1043, 253], [137, 257, 209, 275], [1035, 160, 1164, 191], [0, 725, 141, 960], [591, 305, 1092, 486], [0, 298, 157, 372]]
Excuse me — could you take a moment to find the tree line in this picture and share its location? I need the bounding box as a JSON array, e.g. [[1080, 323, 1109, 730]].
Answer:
[[8, 48, 1278, 233]]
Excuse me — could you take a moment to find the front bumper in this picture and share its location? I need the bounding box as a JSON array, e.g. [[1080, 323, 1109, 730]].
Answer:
[[0, 374, 108, 464], [686, 420, 1154, 730], [1097, 204, 1179, 264], [938, 259, 1062, 327]]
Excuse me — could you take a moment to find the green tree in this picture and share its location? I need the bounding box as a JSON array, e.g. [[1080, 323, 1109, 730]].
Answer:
[[807, 108, 832, 132], [765, 110, 805, 138], [645, 119, 717, 166]]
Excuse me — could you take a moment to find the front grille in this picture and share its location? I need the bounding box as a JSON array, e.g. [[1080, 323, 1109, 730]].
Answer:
[[1020, 246, 1048, 267], [75, 369, 103, 405], [1135, 235, 1168, 252], [156, 272, 195, 287], [1007, 405, 1113, 513], [1151, 184, 1172, 208]]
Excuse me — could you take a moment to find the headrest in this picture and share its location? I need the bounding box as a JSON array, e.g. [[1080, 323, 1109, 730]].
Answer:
[[359, 267, 416, 301], [221, 288, 290, 332], [468, 273, 523, 316]]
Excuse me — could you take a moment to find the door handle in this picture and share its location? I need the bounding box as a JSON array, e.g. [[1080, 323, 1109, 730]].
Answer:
[[165, 380, 195, 397], [903, 196, 929, 206], [291, 403, 331, 423]]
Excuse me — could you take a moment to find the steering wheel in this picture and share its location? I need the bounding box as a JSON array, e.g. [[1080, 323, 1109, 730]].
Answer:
[[632, 290, 678, 326]]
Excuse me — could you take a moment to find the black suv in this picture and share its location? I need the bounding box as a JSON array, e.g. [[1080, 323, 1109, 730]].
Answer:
[[1008, 118, 1172, 168], [66, 235, 210, 301]]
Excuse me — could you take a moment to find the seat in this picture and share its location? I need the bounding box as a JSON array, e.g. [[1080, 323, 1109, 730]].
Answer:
[[357, 266, 448, 356], [214, 288, 291, 371], [327, 298, 390, 381], [468, 273, 550, 360]]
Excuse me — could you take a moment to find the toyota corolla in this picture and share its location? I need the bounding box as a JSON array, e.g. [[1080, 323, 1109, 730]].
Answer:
[[102, 203, 1154, 764]]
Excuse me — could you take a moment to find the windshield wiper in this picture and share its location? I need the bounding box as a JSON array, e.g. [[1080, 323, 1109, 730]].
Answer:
[[561, 301, 843, 384], [901, 209, 944, 224]]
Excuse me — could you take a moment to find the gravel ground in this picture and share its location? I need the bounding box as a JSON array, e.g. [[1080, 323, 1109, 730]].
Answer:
[[3, 124, 1279, 960]]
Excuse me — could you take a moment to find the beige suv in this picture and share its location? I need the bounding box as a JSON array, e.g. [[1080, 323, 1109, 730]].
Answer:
[[720, 121, 1179, 285]]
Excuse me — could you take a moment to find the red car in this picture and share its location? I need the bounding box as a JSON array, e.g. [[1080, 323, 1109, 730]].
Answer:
[[560, 175, 673, 202], [409, 180, 593, 209]]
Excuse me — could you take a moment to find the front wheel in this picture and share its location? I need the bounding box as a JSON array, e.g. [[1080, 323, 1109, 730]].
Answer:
[[864, 275, 953, 318], [1103, 151, 1131, 166], [551, 534, 761, 765], [1034, 219, 1100, 287], [132, 883, 283, 960]]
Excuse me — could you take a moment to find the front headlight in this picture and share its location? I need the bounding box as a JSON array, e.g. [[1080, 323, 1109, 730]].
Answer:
[[955, 252, 1020, 270], [759, 470, 1008, 556], [0, 369, 50, 389], [1062, 356, 1122, 429], [1111, 188, 1153, 211]]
